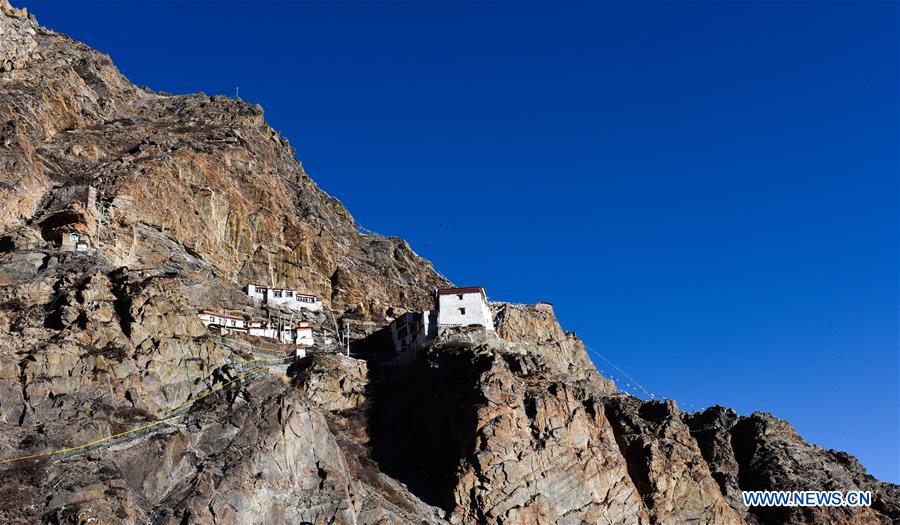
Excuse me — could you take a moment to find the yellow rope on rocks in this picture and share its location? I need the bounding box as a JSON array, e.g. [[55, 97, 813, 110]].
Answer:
[[0, 365, 268, 466]]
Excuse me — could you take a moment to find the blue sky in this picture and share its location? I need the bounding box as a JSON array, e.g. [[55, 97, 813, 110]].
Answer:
[[26, 1, 898, 482]]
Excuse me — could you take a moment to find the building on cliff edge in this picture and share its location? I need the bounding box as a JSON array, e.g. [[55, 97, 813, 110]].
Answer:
[[387, 286, 494, 364], [197, 311, 314, 352], [245, 284, 323, 312]]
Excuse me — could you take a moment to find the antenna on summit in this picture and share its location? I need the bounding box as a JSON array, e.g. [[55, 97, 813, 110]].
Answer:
[[235, 86, 240, 99]]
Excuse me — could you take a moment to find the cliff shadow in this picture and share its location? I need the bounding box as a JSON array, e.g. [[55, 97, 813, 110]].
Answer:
[[366, 343, 490, 512]]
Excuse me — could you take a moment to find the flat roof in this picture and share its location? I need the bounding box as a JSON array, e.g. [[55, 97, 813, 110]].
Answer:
[[248, 285, 318, 298], [437, 286, 486, 296]]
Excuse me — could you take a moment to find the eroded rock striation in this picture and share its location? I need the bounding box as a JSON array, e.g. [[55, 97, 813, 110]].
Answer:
[[0, 2, 896, 524]]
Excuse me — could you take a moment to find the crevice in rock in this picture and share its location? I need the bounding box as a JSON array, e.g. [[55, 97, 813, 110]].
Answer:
[[17, 354, 34, 426], [730, 418, 792, 525], [329, 267, 342, 303], [36, 253, 51, 271], [684, 407, 746, 517], [524, 396, 538, 420], [316, 461, 327, 490], [42, 279, 66, 329], [124, 390, 136, 408], [108, 268, 133, 338], [581, 398, 597, 419], [603, 400, 654, 507], [0, 235, 14, 253]]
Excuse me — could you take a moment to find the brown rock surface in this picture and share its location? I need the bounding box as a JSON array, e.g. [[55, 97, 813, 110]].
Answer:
[[604, 397, 747, 524], [291, 352, 369, 412], [492, 301, 614, 388]]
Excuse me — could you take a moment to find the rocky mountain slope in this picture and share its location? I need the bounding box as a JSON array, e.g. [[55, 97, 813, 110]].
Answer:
[[0, 2, 897, 524]]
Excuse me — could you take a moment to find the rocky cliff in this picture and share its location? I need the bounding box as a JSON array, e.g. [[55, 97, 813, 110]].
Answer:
[[0, 3, 896, 524]]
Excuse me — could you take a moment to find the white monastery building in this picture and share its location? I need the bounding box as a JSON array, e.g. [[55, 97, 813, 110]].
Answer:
[[246, 284, 323, 312], [197, 311, 246, 330], [197, 311, 314, 348], [436, 287, 495, 331], [387, 286, 494, 361]]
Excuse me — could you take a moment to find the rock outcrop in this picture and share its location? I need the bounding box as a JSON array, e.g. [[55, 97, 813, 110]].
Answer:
[[604, 397, 746, 525], [0, 2, 896, 524], [291, 352, 368, 412]]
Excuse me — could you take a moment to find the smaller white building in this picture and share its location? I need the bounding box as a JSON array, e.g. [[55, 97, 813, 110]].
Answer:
[[436, 287, 495, 331], [61, 232, 90, 252], [247, 319, 315, 347], [246, 284, 323, 312], [198, 311, 246, 330], [295, 321, 314, 347]]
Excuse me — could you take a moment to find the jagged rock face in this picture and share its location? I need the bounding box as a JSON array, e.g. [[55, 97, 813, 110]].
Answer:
[[367, 332, 899, 525], [0, 2, 36, 72], [370, 341, 645, 524], [448, 350, 647, 524], [604, 397, 747, 525], [11, 378, 360, 524], [0, 255, 227, 430], [291, 352, 368, 411], [0, 3, 898, 525], [686, 407, 900, 525], [685, 406, 761, 524], [492, 301, 614, 387], [729, 413, 900, 524]]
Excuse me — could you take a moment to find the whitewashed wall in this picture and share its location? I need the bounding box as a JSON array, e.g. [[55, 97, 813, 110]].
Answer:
[[246, 285, 323, 312], [437, 292, 494, 330], [198, 312, 245, 329], [296, 328, 314, 346]]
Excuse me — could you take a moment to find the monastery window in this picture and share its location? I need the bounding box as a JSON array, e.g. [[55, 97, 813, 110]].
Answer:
[[457, 294, 464, 300], [273, 290, 282, 298], [459, 308, 466, 315], [285, 291, 293, 298]]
